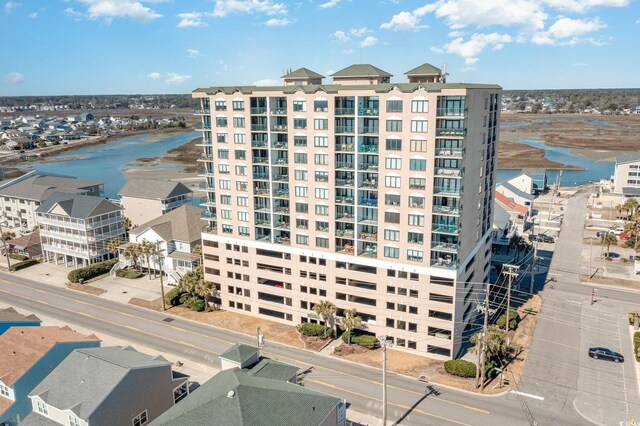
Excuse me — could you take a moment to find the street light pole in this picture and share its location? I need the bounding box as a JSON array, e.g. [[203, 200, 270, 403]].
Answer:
[[378, 335, 392, 426], [0, 221, 11, 272], [152, 242, 166, 311]]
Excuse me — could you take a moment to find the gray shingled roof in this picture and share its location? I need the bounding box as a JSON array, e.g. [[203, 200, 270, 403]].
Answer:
[[29, 346, 171, 420], [616, 152, 640, 165], [493, 203, 511, 229], [220, 344, 259, 365], [0, 172, 101, 202], [193, 82, 501, 95], [0, 307, 41, 324], [246, 359, 299, 382], [18, 412, 60, 426], [36, 193, 122, 219], [498, 182, 535, 201], [150, 368, 341, 426], [404, 63, 442, 76], [330, 64, 392, 78], [129, 205, 203, 244], [282, 68, 324, 80], [118, 178, 193, 200]]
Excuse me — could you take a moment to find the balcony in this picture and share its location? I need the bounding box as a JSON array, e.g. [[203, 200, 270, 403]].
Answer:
[[194, 107, 210, 114], [436, 128, 467, 137], [359, 163, 378, 171], [252, 141, 268, 148], [336, 244, 355, 255], [359, 180, 377, 189], [275, 236, 290, 245], [254, 188, 270, 196], [359, 144, 379, 153], [436, 108, 467, 117], [197, 154, 213, 162], [336, 229, 355, 238], [273, 174, 289, 182], [357, 216, 377, 224], [335, 107, 355, 115], [255, 220, 270, 227], [195, 123, 211, 130], [432, 205, 461, 216], [272, 189, 289, 198], [336, 179, 354, 188], [196, 139, 212, 146], [431, 257, 459, 270], [271, 108, 287, 115], [359, 198, 378, 207], [251, 124, 268, 131], [359, 232, 377, 241], [434, 187, 462, 196], [274, 206, 289, 214], [360, 126, 378, 135], [273, 142, 288, 149], [359, 245, 378, 258], [358, 108, 379, 117], [432, 223, 460, 235], [435, 148, 464, 158], [274, 221, 290, 230], [336, 162, 355, 170], [336, 126, 355, 134], [271, 125, 288, 132], [336, 143, 355, 152], [336, 213, 354, 222], [435, 168, 462, 178], [272, 158, 288, 166], [431, 241, 460, 253], [335, 197, 355, 205], [253, 172, 269, 180], [252, 157, 269, 164], [201, 210, 217, 219], [251, 107, 267, 114]]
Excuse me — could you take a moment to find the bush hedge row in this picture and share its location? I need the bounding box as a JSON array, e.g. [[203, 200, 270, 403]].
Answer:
[[115, 269, 144, 279], [341, 332, 378, 349], [67, 259, 117, 283], [9, 253, 29, 261], [184, 297, 205, 312], [297, 322, 334, 338], [10, 259, 39, 271], [165, 287, 184, 307], [634, 331, 640, 362], [496, 308, 521, 330], [444, 359, 477, 378]]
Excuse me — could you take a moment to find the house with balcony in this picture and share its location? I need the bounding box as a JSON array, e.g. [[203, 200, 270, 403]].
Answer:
[[495, 192, 529, 234], [0, 326, 100, 426], [118, 178, 193, 227], [21, 346, 189, 426], [612, 152, 640, 198], [0, 307, 41, 335], [492, 203, 517, 254], [151, 345, 346, 426], [115, 205, 203, 283], [36, 192, 126, 268], [0, 170, 103, 230], [496, 182, 534, 215], [507, 170, 547, 196]]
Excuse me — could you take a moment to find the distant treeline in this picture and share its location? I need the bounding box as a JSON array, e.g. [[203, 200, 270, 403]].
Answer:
[[0, 94, 197, 109], [503, 88, 640, 113]]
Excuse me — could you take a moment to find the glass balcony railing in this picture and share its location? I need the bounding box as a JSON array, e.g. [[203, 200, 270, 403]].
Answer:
[[272, 142, 288, 149], [436, 128, 467, 137], [272, 158, 288, 166], [273, 174, 288, 182], [436, 108, 467, 117], [272, 189, 289, 198], [431, 257, 459, 270], [252, 141, 268, 148], [336, 162, 355, 169], [336, 179, 354, 187], [434, 187, 462, 196], [251, 124, 268, 131], [360, 126, 379, 135], [271, 125, 288, 132], [335, 143, 355, 152], [358, 108, 379, 117], [201, 210, 217, 219], [432, 205, 461, 216], [335, 107, 355, 115], [359, 163, 378, 171], [195, 123, 211, 130], [432, 223, 460, 234], [335, 197, 355, 204], [271, 108, 287, 115], [250, 107, 267, 114], [336, 126, 355, 134], [359, 232, 377, 241], [435, 148, 464, 157], [253, 173, 269, 180], [197, 154, 213, 161], [431, 241, 460, 253], [359, 198, 378, 207], [194, 107, 211, 114], [435, 168, 463, 178]]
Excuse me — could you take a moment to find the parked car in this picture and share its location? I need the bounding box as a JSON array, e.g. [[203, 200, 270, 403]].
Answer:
[[610, 227, 625, 235], [596, 231, 605, 237], [530, 234, 555, 243], [619, 232, 631, 240], [588, 347, 624, 363]]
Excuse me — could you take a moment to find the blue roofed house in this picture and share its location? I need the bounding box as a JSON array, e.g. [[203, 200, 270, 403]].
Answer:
[[507, 170, 547, 196], [0, 326, 101, 426], [0, 307, 41, 335], [20, 346, 189, 426]]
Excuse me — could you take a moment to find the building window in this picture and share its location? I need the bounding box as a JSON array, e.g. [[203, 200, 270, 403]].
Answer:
[[69, 415, 81, 426], [234, 133, 245, 144], [36, 400, 48, 415], [386, 138, 402, 151], [294, 136, 307, 147], [385, 176, 400, 188], [235, 149, 246, 160], [294, 153, 308, 164], [296, 235, 309, 245], [296, 202, 309, 213], [314, 100, 329, 112], [315, 188, 329, 199], [215, 100, 227, 111], [384, 229, 400, 241], [409, 139, 428, 152], [411, 100, 429, 113], [385, 157, 401, 170], [315, 205, 329, 216], [409, 159, 427, 171], [314, 153, 328, 165], [314, 136, 328, 147], [132, 410, 148, 426], [295, 170, 308, 181], [216, 117, 228, 127], [233, 117, 245, 128], [386, 100, 403, 113], [235, 165, 247, 176], [408, 214, 424, 226], [220, 195, 231, 205], [384, 246, 399, 258], [218, 164, 230, 174], [314, 119, 328, 130], [315, 171, 329, 182], [293, 118, 307, 129], [411, 120, 428, 133], [293, 100, 306, 112], [218, 149, 229, 159], [236, 181, 248, 191], [0, 384, 9, 397], [409, 178, 426, 190], [386, 120, 402, 132], [219, 180, 231, 190], [222, 224, 233, 234], [221, 209, 232, 219], [295, 186, 308, 197], [217, 133, 228, 143], [238, 211, 249, 222], [232, 100, 244, 111], [384, 212, 400, 224]]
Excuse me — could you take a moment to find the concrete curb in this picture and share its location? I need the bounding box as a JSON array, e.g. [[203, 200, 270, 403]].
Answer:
[[427, 378, 512, 398], [572, 398, 607, 426], [579, 279, 640, 294]]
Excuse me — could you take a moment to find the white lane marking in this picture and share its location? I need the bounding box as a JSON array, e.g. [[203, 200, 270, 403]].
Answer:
[[566, 300, 582, 305], [511, 391, 545, 401]]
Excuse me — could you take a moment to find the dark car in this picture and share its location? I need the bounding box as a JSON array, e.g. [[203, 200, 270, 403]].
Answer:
[[530, 234, 555, 243], [588, 347, 624, 363]]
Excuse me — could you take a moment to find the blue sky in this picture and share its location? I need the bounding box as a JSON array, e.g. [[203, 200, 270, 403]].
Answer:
[[1, 0, 639, 95]]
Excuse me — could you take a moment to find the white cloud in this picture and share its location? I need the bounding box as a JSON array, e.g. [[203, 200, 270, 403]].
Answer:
[[359, 36, 378, 47], [147, 72, 161, 79], [265, 17, 290, 26], [64, 7, 83, 20], [4, 1, 20, 14], [253, 78, 280, 86], [28, 11, 37, 18], [342, 48, 354, 55], [349, 27, 370, 37], [448, 30, 464, 37], [380, 8, 432, 31], [165, 73, 192, 85], [319, 0, 341, 8], [532, 17, 605, 45], [4, 72, 24, 84], [542, 0, 628, 13], [73, 0, 162, 22], [331, 30, 350, 42], [437, 32, 512, 64], [186, 48, 202, 57], [213, 0, 287, 17], [177, 12, 207, 27]]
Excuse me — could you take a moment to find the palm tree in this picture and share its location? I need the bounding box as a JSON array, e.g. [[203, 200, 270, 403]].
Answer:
[[623, 198, 638, 220], [139, 240, 154, 279], [471, 325, 508, 363], [131, 243, 144, 272], [601, 233, 617, 258], [107, 237, 121, 260], [339, 309, 362, 345], [192, 244, 203, 267], [123, 217, 132, 232], [313, 300, 337, 338]]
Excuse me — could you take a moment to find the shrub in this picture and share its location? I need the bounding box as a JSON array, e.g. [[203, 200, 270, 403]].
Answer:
[[184, 297, 205, 312], [353, 335, 378, 349], [115, 269, 144, 279], [67, 259, 117, 283], [10, 259, 39, 271], [444, 359, 477, 378], [9, 253, 28, 261], [496, 308, 521, 330], [634, 332, 640, 361], [629, 312, 639, 325], [485, 361, 498, 380], [165, 287, 184, 307], [297, 322, 334, 337]]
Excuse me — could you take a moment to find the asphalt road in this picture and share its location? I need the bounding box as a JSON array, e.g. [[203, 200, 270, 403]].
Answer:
[[0, 270, 551, 426]]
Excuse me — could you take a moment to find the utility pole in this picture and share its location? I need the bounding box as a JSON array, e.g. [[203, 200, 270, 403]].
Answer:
[[152, 242, 167, 311], [589, 237, 593, 274], [502, 264, 519, 333], [477, 281, 490, 389], [378, 335, 392, 426], [0, 220, 11, 272], [548, 172, 560, 221], [529, 219, 536, 293]]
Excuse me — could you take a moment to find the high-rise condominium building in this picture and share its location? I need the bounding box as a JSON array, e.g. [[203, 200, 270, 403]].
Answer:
[[193, 63, 501, 359]]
